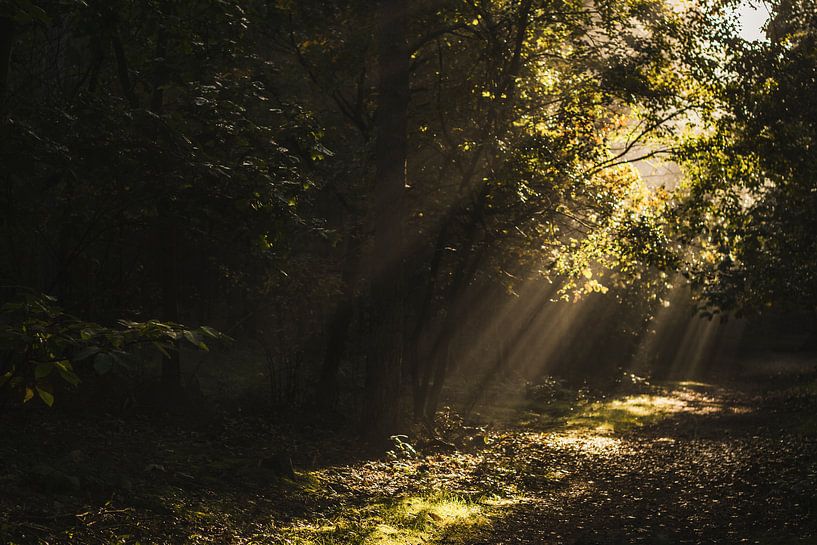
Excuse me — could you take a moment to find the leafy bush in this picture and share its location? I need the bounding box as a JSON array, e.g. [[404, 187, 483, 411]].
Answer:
[[0, 291, 224, 406], [387, 435, 420, 461]]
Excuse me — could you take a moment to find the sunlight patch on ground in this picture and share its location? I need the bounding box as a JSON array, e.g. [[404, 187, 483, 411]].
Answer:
[[674, 380, 714, 388], [672, 388, 730, 414], [272, 492, 492, 545], [609, 394, 688, 416], [566, 393, 693, 433], [270, 384, 752, 544], [572, 386, 737, 432], [525, 386, 740, 456], [546, 433, 624, 454], [368, 496, 486, 545], [402, 495, 483, 524]]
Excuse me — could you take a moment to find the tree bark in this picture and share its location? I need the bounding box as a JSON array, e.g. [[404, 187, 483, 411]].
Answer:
[[0, 16, 14, 115], [362, 0, 410, 444]]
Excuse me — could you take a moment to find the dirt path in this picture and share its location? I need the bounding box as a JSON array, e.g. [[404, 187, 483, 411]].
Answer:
[[472, 369, 817, 544], [2, 357, 816, 544]]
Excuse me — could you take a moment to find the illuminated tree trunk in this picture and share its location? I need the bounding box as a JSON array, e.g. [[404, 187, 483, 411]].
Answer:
[[362, 0, 409, 443]]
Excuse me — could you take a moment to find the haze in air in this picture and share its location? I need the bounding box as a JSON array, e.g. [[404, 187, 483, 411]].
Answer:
[[1, 0, 815, 543]]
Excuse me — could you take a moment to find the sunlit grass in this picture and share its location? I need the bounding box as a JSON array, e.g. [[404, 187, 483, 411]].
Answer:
[[272, 492, 493, 545], [274, 384, 743, 544], [608, 394, 687, 416], [546, 433, 624, 453], [479, 377, 729, 439], [566, 394, 689, 433]]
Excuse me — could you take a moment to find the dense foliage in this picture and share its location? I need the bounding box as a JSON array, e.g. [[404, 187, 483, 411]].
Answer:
[[1, 0, 814, 438], [668, 0, 817, 316]]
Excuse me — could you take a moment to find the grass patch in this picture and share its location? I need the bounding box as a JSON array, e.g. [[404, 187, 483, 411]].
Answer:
[[567, 394, 688, 434], [474, 383, 690, 435], [273, 492, 492, 545], [671, 380, 714, 390]]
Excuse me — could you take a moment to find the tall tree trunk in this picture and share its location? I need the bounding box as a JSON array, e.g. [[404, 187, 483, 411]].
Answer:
[[0, 16, 14, 116], [157, 192, 180, 392], [414, 0, 535, 422], [111, 34, 138, 108], [362, 0, 409, 443]]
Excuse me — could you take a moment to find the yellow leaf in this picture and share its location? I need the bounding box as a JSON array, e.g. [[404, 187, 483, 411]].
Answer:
[[582, 268, 593, 279], [23, 387, 34, 403]]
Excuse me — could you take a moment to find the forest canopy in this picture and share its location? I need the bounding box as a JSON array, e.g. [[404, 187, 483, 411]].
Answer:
[[0, 0, 815, 438]]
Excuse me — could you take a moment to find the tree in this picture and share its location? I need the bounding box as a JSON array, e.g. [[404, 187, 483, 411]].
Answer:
[[398, 0, 703, 420], [673, 0, 817, 316], [0, 0, 317, 400], [0, 0, 737, 429], [272, 0, 697, 431], [363, 0, 411, 441]]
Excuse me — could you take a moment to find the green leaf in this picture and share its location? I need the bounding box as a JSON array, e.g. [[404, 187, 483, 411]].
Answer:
[[183, 330, 208, 350], [110, 335, 124, 349], [109, 352, 130, 370], [37, 386, 54, 407], [199, 326, 219, 338], [56, 361, 81, 386], [0, 371, 13, 387], [183, 329, 198, 345]]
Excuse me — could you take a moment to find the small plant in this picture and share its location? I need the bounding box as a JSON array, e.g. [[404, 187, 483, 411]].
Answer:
[[387, 434, 419, 460], [524, 375, 567, 403], [0, 290, 226, 406]]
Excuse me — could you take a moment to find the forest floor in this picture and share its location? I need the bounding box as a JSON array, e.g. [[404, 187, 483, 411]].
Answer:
[[2, 353, 817, 545]]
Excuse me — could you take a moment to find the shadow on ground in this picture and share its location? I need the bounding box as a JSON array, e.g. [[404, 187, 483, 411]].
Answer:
[[2, 354, 817, 544]]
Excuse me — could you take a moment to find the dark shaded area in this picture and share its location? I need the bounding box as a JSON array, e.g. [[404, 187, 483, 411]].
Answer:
[[0, 409, 366, 544], [2, 353, 816, 544], [1, 1, 817, 543]]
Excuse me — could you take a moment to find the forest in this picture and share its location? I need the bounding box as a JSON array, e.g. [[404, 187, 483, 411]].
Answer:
[[1, 0, 816, 543]]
